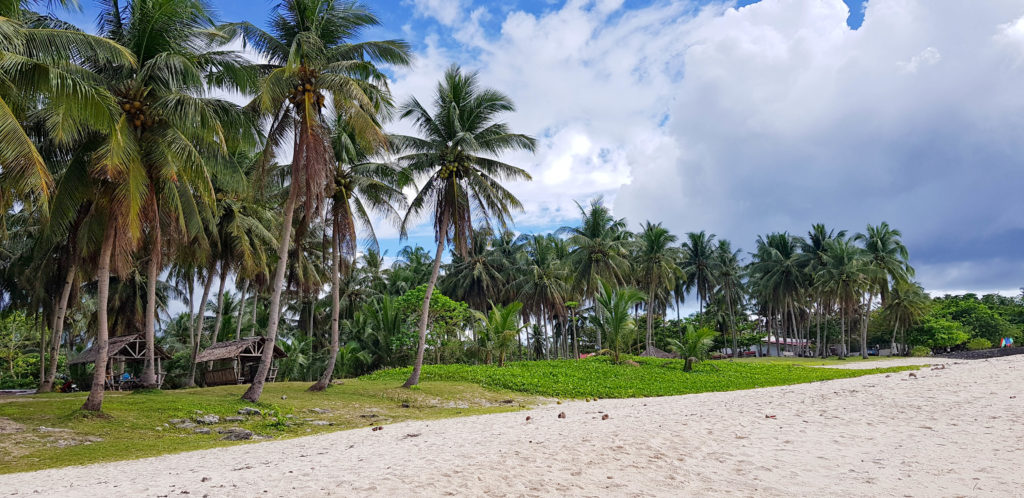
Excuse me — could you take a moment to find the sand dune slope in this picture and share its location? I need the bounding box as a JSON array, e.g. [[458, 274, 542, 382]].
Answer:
[[2, 356, 1022, 497]]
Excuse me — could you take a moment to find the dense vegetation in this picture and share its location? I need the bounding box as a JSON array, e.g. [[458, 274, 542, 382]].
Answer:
[[0, 0, 1020, 402]]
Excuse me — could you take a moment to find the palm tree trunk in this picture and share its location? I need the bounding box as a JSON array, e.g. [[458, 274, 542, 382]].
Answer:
[[788, 299, 798, 357], [861, 293, 873, 359], [40, 263, 76, 392], [542, 303, 550, 360], [242, 184, 298, 402], [82, 218, 116, 412], [310, 225, 341, 392], [188, 263, 216, 387], [142, 217, 161, 388], [890, 316, 899, 356], [403, 229, 446, 388], [235, 280, 249, 341], [211, 260, 229, 344], [250, 290, 258, 337], [645, 283, 655, 352]]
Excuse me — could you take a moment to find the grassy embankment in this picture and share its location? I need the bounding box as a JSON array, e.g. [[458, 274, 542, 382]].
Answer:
[[1, 356, 918, 474]]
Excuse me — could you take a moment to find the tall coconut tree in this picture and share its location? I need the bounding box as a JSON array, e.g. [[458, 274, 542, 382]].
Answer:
[[711, 239, 743, 357], [634, 221, 679, 353], [680, 231, 717, 314], [796, 224, 846, 357], [513, 233, 568, 358], [814, 238, 866, 359], [226, 0, 411, 402], [880, 280, 929, 355], [309, 119, 405, 391], [853, 222, 912, 358], [78, 0, 259, 410], [559, 198, 631, 304], [394, 65, 536, 387]]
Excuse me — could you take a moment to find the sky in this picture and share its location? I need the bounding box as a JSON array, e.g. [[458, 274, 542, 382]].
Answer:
[[63, 0, 1024, 312]]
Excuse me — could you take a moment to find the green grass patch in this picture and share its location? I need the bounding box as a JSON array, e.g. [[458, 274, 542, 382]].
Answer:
[[0, 380, 534, 474], [365, 356, 920, 399], [722, 355, 902, 366]]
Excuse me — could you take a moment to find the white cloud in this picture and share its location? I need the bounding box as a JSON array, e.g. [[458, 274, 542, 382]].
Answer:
[[384, 0, 1024, 292], [408, 0, 466, 26]]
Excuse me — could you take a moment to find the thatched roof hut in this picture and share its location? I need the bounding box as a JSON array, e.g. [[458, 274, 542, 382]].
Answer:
[[196, 337, 287, 386], [69, 334, 171, 389], [69, 334, 170, 365], [196, 337, 286, 362]]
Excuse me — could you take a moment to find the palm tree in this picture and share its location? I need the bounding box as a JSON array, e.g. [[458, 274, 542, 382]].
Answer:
[[880, 280, 929, 355], [815, 238, 866, 359], [0, 0, 134, 208], [712, 240, 744, 357], [748, 233, 804, 356], [854, 222, 913, 358], [472, 301, 525, 366], [514, 234, 569, 359], [680, 231, 717, 314], [559, 198, 631, 305], [440, 229, 506, 312], [78, 0, 259, 410], [796, 224, 846, 357], [227, 0, 411, 402], [591, 279, 645, 363], [310, 118, 405, 391], [394, 65, 536, 387], [634, 222, 679, 353], [666, 325, 718, 372]]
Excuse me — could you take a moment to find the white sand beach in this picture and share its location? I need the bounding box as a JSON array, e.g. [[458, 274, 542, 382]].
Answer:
[[2, 356, 1021, 497]]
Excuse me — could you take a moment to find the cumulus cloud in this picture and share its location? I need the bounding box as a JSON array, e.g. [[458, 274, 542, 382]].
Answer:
[[383, 0, 1024, 294]]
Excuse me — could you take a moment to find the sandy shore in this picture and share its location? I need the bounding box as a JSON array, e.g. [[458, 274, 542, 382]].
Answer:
[[2, 356, 1021, 497]]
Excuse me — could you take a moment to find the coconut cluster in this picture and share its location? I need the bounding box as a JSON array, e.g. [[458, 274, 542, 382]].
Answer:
[[121, 99, 157, 131], [438, 159, 470, 180], [289, 66, 326, 108]]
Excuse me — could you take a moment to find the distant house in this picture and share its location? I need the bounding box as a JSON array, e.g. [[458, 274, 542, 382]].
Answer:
[[760, 335, 809, 357]]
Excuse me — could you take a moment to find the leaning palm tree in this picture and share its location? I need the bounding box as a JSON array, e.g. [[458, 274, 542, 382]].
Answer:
[[394, 65, 536, 387], [853, 222, 913, 358], [226, 0, 412, 402], [309, 119, 406, 391], [634, 221, 679, 353]]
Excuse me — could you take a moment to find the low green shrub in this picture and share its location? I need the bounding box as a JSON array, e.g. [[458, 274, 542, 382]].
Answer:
[[365, 356, 918, 399], [965, 338, 992, 351], [910, 346, 931, 357]]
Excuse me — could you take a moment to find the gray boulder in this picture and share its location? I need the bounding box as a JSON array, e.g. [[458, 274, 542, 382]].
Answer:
[[195, 415, 220, 425]]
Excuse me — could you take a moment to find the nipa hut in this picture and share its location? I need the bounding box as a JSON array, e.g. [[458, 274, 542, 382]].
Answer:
[[195, 337, 287, 386], [69, 334, 170, 390]]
